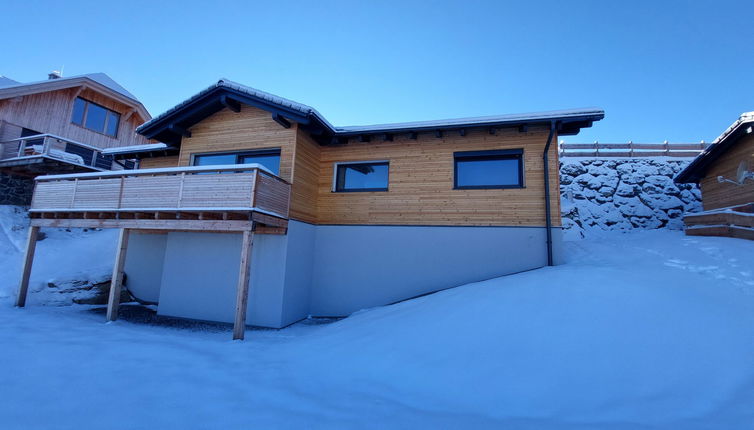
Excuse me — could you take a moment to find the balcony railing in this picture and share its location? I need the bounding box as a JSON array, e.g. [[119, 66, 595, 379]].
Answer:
[[29, 164, 291, 222], [0, 133, 119, 170]]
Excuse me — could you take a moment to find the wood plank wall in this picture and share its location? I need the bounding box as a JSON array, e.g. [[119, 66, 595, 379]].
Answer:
[[313, 127, 561, 227], [289, 128, 321, 223], [139, 155, 179, 169], [700, 133, 754, 210], [153, 104, 562, 227], [0, 88, 151, 149], [176, 107, 297, 181]]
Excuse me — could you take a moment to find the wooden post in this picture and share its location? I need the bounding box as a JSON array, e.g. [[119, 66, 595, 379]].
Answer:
[[106, 228, 130, 322], [233, 228, 255, 340], [15, 225, 40, 307]]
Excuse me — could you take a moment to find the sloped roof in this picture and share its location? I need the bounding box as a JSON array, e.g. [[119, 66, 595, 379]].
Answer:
[[138, 78, 604, 145], [0, 75, 20, 87], [0, 73, 149, 121], [675, 111, 754, 183]]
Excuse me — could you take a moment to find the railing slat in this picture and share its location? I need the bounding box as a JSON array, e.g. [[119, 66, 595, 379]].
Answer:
[[559, 142, 711, 158], [30, 165, 291, 219]]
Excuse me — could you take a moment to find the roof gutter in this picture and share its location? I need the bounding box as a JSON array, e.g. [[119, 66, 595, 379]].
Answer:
[[543, 121, 558, 266]]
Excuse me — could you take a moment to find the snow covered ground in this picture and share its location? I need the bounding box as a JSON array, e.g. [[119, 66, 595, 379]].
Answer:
[[1, 215, 754, 428]]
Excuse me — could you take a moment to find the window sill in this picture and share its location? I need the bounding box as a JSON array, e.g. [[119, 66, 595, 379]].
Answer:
[[453, 185, 525, 190], [332, 188, 389, 193]]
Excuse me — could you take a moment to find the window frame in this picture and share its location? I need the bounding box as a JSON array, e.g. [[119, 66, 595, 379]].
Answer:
[[190, 148, 282, 175], [332, 160, 390, 193], [70, 97, 121, 138], [453, 149, 525, 190]]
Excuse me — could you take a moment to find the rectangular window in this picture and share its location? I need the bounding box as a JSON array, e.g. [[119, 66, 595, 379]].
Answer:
[[71, 98, 86, 125], [454, 149, 524, 189], [334, 161, 389, 192], [71, 97, 121, 137], [192, 149, 281, 175]]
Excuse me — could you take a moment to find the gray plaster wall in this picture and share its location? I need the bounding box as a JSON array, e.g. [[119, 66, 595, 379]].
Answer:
[[279, 220, 316, 326], [122, 222, 559, 328], [154, 232, 289, 327], [123, 232, 167, 303], [307, 223, 560, 317]]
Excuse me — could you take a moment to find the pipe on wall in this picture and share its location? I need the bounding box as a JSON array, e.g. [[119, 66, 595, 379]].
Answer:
[[542, 121, 558, 266]]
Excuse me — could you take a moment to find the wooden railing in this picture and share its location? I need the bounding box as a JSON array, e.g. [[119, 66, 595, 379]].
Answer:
[[559, 141, 712, 158], [0, 134, 117, 170], [683, 203, 754, 241], [30, 165, 291, 219]]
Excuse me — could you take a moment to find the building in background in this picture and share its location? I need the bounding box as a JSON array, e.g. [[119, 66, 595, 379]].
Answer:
[[675, 111, 754, 240], [0, 72, 151, 204]]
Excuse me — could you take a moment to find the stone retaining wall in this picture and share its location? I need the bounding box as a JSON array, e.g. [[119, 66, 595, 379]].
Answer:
[[560, 159, 701, 238], [0, 173, 34, 206]]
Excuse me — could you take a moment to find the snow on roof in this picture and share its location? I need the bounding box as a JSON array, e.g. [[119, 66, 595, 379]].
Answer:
[[336, 108, 605, 134], [0, 72, 139, 102], [675, 111, 754, 183], [710, 111, 754, 145], [101, 143, 175, 155], [138, 78, 333, 133], [139, 78, 604, 137], [0, 75, 20, 88]]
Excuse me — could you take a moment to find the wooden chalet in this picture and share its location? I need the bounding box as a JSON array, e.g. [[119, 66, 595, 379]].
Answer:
[[0, 72, 151, 181], [16, 79, 604, 339], [676, 112, 754, 240]]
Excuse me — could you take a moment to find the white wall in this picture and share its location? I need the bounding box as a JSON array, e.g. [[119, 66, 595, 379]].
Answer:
[[156, 232, 289, 327], [279, 220, 316, 326], [123, 232, 166, 303], [123, 223, 560, 329], [307, 224, 558, 316]]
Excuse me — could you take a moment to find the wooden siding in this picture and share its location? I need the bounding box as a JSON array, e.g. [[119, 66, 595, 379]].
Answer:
[[139, 155, 179, 169], [153, 106, 562, 227], [177, 106, 297, 181], [699, 133, 754, 210], [289, 128, 321, 223], [314, 127, 561, 227], [0, 87, 150, 149]]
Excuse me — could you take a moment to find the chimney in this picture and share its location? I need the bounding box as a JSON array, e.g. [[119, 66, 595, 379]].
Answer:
[[48, 70, 62, 80]]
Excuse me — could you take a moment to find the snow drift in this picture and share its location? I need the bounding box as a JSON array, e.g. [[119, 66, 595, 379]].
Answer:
[[1, 231, 753, 429]]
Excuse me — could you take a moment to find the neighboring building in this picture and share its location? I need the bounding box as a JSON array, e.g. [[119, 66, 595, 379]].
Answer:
[[675, 112, 754, 240], [0, 72, 151, 204], [17, 79, 603, 339]]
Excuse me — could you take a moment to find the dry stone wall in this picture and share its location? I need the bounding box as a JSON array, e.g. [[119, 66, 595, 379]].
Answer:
[[0, 173, 34, 206], [560, 158, 701, 238]]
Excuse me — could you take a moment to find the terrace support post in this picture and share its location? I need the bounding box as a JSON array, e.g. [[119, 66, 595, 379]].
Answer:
[[15, 225, 40, 307], [106, 228, 130, 322], [233, 228, 255, 340]]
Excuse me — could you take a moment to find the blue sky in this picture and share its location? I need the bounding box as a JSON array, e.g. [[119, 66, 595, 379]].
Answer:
[[2, 0, 752, 143]]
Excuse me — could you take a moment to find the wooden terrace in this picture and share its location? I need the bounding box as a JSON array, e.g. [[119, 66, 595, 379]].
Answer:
[[16, 164, 292, 340], [0, 133, 120, 176]]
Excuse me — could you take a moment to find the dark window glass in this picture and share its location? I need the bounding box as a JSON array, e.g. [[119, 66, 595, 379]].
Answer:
[[239, 154, 280, 175], [454, 150, 523, 189], [72, 97, 120, 137], [335, 162, 389, 192], [193, 153, 237, 166], [192, 150, 282, 175], [71, 98, 86, 125], [106, 111, 120, 137], [84, 102, 107, 133]]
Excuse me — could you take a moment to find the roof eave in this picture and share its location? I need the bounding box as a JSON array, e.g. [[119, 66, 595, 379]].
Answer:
[[0, 77, 150, 122], [675, 118, 753, 184]]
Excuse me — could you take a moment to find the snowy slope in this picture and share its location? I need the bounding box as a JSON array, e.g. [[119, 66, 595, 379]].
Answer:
[[0, 206, 116, 303], [0, 230, 752, 429]]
